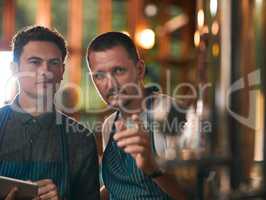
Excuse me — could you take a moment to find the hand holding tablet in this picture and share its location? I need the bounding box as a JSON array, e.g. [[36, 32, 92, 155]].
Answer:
[[0, 176, 38, 200]]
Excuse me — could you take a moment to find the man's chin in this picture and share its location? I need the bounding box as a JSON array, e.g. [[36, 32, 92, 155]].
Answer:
[[108, 99, 121, 109], [108, 98, 133, 111], [26, 90, 53, 99]]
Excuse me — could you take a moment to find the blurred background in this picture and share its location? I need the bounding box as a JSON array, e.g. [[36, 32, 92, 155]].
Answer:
[[0, 0, 266, 199]]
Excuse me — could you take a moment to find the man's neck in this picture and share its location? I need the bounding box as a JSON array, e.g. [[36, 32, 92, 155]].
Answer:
[[18, 93, 54, 116]]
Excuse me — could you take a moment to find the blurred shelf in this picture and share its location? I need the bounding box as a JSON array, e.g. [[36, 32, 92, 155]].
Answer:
[[230, 190, 265, 199], [157, 156, 231, 170]]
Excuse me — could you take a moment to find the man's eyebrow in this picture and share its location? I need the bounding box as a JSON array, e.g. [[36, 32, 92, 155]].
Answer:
[[27, 57, 61, 61], [113, 65, 127, 70], [49, 58, 62, 63], [94, 70, 105, 74], [27, 56, 42, 60], [49, 57, 61, 60]]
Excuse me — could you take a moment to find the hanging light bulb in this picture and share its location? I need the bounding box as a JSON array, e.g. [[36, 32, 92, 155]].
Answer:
[[135, 28, 155, 49], [197, 9, 205, 28], [210, 0, 218, 17], [194, 30, 201, 47], [144, 4, 158, 17], [211, 21, 220, 35]]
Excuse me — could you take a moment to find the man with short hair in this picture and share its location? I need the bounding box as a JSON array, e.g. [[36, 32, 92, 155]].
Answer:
[[86, 32, 186, 200], [0, 25, 100, 200]]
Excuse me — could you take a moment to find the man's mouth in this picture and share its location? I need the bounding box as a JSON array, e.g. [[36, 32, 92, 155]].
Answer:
[[108, 94, 119, 100], [36, 80, 53, 84]]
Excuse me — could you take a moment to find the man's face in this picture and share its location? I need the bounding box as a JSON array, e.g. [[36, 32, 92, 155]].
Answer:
[[88, 45, 145, 110], [17, 41, 64, 99]]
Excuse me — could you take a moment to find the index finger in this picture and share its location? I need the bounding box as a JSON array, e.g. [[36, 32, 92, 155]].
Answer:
[[131, 114, 147, 133], [131, 114, 140, 122], [115, 119, 126, 131], [113, 127, 139, 141]]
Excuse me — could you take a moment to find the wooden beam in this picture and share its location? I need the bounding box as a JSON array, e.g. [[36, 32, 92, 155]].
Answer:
[[1, 0, 15, 49], [99, 0, 112, 33], [36, 0, 51, 27], [239, 0, 255, 180], [262, 0, 266, 191], [127, 0, 145, 39], [66, 0, 83, 119], [157, 3, 171, 93]]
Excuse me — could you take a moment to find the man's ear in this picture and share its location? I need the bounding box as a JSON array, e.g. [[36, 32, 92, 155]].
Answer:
[[136, 59, 145, 80], [60, 64, 65, 80], [10, 62, 19, 75]]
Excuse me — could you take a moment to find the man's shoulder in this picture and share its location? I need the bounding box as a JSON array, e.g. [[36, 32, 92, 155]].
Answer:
[[0, 105, 12, 120], [102, 111, 117, 134], [101, 111, 118, 149], [103, 112, 117, 124], [0, 105, 11, 113]]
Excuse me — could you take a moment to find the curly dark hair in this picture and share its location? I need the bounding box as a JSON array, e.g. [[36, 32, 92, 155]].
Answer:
[[87, 32, 140, 65], [11, 25, 68, 63]]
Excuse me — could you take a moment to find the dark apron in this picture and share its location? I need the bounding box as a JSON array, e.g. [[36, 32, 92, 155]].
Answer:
[[0, 105, 70, 199]]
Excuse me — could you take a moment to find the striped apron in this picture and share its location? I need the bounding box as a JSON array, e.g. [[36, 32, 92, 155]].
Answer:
[[102, 98, 173, 200]]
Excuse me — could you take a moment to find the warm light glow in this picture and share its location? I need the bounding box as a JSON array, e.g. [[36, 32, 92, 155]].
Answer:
[[210, 0, 218, 17], [144, 4, 158, 17], [202, 25, 209, 34], [121, 31, 130, 37], [211, 21, 220, 35], [212, 43, 220, 57], [164, 14, 189, 33], [254, 91, 264, 161], [194, 30, 201, 47], [197, 9, 205, 28], [135, 29, 155, 49], [256, 0, 263, 6], [35, 20, 50, 28], [0, 51, 14, 107]]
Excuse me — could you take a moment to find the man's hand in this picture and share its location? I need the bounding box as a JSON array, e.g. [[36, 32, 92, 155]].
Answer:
[[35, 179, 60, 200], [4, 187, 18, 200], [113, 114, 159, 175]]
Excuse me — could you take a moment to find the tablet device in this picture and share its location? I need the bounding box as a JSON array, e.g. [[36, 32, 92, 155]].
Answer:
[[0, 176, 38, 199]]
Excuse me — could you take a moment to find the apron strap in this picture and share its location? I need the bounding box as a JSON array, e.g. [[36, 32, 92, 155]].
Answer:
[[0, 105, 11, 151], [59, 115, 70, 197]]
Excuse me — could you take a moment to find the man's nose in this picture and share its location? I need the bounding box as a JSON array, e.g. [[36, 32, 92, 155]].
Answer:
[[39, 62, 53, 78], [106, 74, 119, 90]]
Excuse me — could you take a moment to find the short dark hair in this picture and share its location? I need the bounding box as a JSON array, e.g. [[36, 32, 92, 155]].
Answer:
[[11, 25, 68, 63], [87, 32, 140, 65]]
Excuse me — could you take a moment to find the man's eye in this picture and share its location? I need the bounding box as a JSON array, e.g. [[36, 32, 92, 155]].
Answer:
[[29, 60, 41, 65], [94, 72, 106, 80], [49, 60, 61, 66], [113, 67, 126, 75]]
